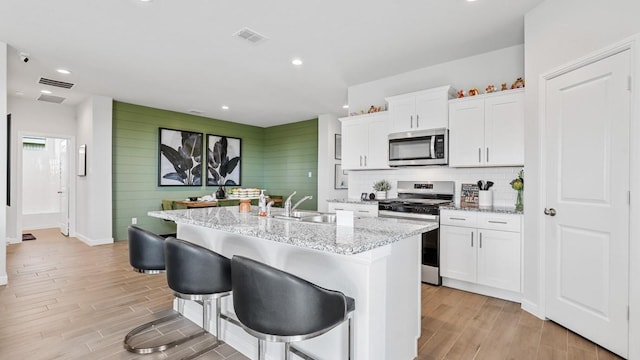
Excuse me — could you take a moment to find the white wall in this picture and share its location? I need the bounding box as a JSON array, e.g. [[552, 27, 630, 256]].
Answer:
[[348, 44, 524, 115], [6, 97, 76, 242], [0, 42, 8, 285], [346, 45, 525, 208], [75, 96, 113, 246], [317, 114, 347, 211], [524, 0, 640, 358]]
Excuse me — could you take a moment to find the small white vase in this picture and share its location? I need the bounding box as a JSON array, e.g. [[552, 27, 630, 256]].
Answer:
[[375, 191, 387, 200]]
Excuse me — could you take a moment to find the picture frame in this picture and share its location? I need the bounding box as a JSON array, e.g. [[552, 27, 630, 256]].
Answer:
[[78, 144, 86, 177], [460, 183, 480, 208], [334, 164, 348, 189], [206, 134, 241, 186], [335, 134, 342, 160], [158, 127, 203, 186]]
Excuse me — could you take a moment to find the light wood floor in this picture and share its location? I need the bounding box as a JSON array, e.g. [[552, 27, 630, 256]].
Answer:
[[0, 229, 624, 360]]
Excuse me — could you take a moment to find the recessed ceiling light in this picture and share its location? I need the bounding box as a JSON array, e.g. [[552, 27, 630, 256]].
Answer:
[[221, 105, 229, 110], [56, 69, 71, 75], [466, 0, 478, 2], [40, 90, 52, 94], [291, 58, 303, 66], [139, 0, 153, 2], [342, 105, 349, 109]]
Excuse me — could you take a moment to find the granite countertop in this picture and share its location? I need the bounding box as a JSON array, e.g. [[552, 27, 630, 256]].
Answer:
[[326, 199, 379, 205], [148, 207, 435, 256], [440, 205, 523, 215]]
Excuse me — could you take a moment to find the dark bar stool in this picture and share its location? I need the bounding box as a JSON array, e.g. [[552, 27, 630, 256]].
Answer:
[[165, 237, 232, 360], [124, 225, 184, 354], [231, 255, 355, 360]]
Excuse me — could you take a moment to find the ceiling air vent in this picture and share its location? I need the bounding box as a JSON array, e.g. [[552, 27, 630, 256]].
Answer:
[[37, 94, 66, 104], [38, 77, 75, 89], [233, 27, 268, 44]]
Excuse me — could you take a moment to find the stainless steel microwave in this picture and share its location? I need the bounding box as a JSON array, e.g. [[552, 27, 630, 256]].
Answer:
[[388, 128, 448, 166]]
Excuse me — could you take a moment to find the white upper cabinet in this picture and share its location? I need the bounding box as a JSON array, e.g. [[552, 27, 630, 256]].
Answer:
[[449, 89, 524, 167], [340, 112, 391, 170], [386, 85, 455, 133]]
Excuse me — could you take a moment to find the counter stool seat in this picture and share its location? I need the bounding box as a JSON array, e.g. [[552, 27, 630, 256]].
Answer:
[[124, 225, 184, 354], [164, 237, 232, 360], [231, 255, 355, 360]]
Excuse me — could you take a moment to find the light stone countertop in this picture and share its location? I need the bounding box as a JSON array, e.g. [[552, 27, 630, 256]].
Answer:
[[440, 205, 523, 215], [148, 206, 436, 256]]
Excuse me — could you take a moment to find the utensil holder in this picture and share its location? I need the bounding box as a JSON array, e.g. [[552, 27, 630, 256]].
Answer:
[[479, 190, 493, 207]]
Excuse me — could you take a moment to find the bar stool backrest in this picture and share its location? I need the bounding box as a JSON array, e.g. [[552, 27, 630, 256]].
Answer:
[[231, 255, 350, 339], [164, 237, 232, 295], [128, 225, 166, 272]]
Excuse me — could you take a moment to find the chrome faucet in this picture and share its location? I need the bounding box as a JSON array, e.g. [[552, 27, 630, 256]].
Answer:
[[284, 191, 313, 217]]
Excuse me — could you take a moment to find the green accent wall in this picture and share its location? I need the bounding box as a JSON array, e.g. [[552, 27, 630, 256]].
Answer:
[[263, 119, 318, 210], [112, 102, 318, 240]]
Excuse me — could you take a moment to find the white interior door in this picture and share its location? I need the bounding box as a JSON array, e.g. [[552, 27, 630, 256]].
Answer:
[[545, 50, 630, 358], [58, 139, 69, 236]]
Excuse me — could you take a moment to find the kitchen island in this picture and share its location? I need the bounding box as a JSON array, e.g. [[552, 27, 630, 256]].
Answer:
[[149, 207, 436, 360]]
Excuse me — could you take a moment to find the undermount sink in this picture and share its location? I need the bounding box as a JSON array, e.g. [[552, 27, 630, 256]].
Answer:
[[300, 214, 337, 224], [270, 211, 336, 224]]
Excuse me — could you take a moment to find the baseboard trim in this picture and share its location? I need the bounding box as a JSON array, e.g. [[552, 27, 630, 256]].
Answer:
[[75, 233, 113, 246], [6, 237, 18, 244], [520, 299, 544, 319], [0, 274, 8, 286]]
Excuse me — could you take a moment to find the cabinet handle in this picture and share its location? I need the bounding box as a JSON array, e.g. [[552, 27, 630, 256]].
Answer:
[[335, 208, 345, 211], [479, 232, 483, 248], [360, 156, 362, 167], [488, 220, 508, 224], [416, 114, 419, 128], [357, 210, 368, 213], [364, 155, 367, 166], [478, 148, 481, 163], [450, 217, 466, 221], [471, 232, 474, 247], [410, 115, 413, 128], [486, 147, 489, 163]]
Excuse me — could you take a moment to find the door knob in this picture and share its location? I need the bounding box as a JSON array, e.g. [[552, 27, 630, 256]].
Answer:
[[544, 208, 557, 216]]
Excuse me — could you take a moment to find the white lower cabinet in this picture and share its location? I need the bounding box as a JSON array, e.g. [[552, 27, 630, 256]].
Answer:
[[440, 210, 522, 297], [327, 202, 378, 217]]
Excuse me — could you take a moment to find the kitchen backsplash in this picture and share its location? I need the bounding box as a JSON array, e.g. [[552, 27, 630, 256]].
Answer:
[[347, 166, 523, 209]]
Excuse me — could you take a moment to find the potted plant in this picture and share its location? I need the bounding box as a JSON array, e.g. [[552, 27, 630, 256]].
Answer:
[[373, 180, 391, 200], [510, 169, 524, 211]]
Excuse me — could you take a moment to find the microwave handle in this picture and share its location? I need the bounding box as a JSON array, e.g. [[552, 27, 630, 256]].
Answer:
[[430, 137, 436, 159]]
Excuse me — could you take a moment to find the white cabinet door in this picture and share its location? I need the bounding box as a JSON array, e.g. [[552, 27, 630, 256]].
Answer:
[[341, 119, 367, 170], [476, 229, 521, 292], [484, 92, 524, 166], [388, 96, 415, 133], [440, 225, 476, 283], [415, 91, 448, 130], [366, 116, 390, 169], [449, 98, 485, 167]]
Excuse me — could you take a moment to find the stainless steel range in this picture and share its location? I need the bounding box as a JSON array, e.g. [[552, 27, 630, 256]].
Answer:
[[378, 181, 455, 285]]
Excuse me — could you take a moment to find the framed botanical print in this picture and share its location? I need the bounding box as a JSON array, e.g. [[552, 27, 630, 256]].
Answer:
[[158, 128, 203, 186], [206, 134, 241, 186]]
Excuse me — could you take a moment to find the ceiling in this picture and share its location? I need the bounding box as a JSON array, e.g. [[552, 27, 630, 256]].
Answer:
[[0, 0, 543, 127]]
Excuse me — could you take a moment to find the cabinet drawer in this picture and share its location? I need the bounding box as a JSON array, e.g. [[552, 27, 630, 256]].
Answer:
[[477, 213, 521, 232], [440, 211, 477, 227], [328, 203, 378, 217]]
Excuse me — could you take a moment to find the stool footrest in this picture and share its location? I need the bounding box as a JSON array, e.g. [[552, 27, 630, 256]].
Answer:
[[124, 311, 208, 354]]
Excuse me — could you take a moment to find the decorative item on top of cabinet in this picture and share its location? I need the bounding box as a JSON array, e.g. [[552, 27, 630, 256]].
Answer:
[[339, 112, 391, 171], [385, 85, 456, 133], [448, 88, 524, 167]]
